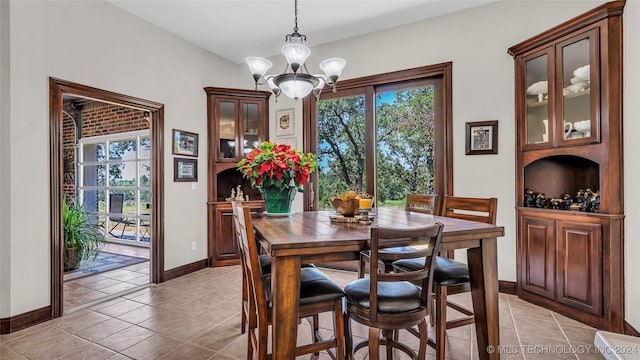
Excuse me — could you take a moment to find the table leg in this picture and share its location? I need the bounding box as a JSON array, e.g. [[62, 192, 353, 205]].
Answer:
[[271, 255, 301, 359], [467, 237, 500, 360]]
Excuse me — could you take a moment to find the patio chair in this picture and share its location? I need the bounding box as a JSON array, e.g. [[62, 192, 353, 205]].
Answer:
[[108, 193, 136, 239]]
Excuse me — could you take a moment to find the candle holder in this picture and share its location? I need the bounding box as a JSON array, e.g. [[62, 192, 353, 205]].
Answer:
[[358, 195, 374, 225]]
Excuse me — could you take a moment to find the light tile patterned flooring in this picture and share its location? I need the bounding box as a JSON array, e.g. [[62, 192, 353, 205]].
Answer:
[[1, 265, 604, 360], [64, 243, 150, 311]]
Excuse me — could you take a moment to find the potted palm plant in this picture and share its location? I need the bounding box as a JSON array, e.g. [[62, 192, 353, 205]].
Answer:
[[63, 197, 106, 271]]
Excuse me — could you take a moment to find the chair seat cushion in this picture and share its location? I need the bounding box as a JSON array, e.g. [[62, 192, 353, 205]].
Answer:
[[263, 267, 344, 307], [344, 278, 422, 313], [393, 256, 470, 286], [258, 254, 314, 274]]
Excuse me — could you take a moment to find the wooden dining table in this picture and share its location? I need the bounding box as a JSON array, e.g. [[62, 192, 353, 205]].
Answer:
[[252, 208, 505, 360]]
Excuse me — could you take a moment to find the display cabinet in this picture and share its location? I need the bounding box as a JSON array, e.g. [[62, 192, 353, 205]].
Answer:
[[205, 87, 271, 266], [508, 1, 624, 331]]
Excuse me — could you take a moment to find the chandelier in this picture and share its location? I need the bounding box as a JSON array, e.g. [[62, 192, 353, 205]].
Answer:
[[245, 0, 346, 100]]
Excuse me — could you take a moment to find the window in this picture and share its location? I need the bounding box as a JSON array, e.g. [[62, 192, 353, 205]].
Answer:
[[304, 64, 452, 210], [77, 130, 151, 246]]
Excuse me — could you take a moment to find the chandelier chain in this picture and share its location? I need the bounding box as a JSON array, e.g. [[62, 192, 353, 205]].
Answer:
[[293, 0, 299, 33]]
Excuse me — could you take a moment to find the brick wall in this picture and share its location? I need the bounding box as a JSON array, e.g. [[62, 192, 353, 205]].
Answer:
[[62, 101, 149, 200]]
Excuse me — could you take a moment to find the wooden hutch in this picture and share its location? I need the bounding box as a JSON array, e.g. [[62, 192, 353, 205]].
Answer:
[[509, 1, 625, 331], [205, 87, 271, 266]]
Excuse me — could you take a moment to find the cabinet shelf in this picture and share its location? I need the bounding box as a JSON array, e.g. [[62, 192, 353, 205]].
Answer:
[[527, 88, 590, 108]]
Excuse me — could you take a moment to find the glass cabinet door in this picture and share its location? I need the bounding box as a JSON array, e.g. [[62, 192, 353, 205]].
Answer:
[[557, 30, 598, 145], [524, 50, 552, 147], [242, 102, 261, 155], [217, 100, 237, 161]]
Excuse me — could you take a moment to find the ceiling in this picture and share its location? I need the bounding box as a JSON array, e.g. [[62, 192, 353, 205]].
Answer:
[[108, 0, 496, 64]]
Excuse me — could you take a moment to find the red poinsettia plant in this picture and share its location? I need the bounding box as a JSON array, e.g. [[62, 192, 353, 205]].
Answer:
[[237, 141, 318, 191]]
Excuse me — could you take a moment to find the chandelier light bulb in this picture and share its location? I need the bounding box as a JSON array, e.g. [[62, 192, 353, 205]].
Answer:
[[279, 78, 314, 100], [245, 57, 273, 77], [281, 43, 311, 73], [319, 58, 346, 82]]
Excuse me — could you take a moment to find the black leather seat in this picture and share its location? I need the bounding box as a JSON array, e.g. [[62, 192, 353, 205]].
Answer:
[[344, 223, 444, 359], [393, 256, 470, 286], [345, 278, 422, 313], [264, 267, 344, 307]]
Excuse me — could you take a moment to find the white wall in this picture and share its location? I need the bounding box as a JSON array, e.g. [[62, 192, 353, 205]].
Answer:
[[0, 0, 12, 318], [269, 0, 640, 330], [1, 0, 244, 317]]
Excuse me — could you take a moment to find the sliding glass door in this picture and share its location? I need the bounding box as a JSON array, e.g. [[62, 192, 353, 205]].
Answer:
[[315, 82, 439, 209]]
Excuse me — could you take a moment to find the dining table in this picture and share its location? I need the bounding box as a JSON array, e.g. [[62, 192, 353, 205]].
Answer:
[[251, 208, 505, 360]]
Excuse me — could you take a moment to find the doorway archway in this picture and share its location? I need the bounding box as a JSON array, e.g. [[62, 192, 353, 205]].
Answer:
[[49, 78, 165, 318]]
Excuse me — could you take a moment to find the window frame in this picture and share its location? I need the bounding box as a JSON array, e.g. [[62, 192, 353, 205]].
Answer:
[[77, 129, 151, 246], [302, 63, 453, 210]]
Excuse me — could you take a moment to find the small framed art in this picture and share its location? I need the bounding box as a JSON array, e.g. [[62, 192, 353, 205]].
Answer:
[[275, 108, 295, 137], [465, 120, 498, 155], [174, 157, 198, 182], [172, 129, 199, 157]]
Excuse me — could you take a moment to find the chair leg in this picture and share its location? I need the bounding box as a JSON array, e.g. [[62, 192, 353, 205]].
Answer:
[[417, 319, 428, 360], [358, 253, 366, 278], [384, 329, 393, 359], [334, 298, 346, 360], [368, 327, 380, 360], [344, 313, 353, 360], [435, 285, 447, 360], [311, 314, 320, 356]]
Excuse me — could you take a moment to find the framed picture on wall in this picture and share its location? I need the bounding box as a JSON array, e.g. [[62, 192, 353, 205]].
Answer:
[[172, 129, 199, 157], [174, 157, 198, 182], [275, 108, 295, 137], [465, 120, 498, 155]]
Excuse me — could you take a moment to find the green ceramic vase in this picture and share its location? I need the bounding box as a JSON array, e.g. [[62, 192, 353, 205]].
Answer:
[[260, 186, 296, 214]]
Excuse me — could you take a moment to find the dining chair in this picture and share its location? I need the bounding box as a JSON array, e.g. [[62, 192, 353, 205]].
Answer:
[[358, 194, 440, 278], [404, 193, 440, 214], [232, 202, 346, 360], [392, 195, 497, 360], [344, 223, 443, 360], [230, 201, 315, 335]]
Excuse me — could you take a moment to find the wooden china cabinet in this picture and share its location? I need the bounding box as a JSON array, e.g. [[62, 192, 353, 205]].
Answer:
[[508, 1, 625, 331], [205, 87, 271, 266]]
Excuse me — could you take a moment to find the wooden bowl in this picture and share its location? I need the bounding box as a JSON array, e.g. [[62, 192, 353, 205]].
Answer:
[[330, 198, 360, 217]]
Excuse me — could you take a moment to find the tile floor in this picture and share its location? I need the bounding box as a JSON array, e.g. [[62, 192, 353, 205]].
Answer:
[[64, 243, 150, 311], [1, 265, 605, 360]]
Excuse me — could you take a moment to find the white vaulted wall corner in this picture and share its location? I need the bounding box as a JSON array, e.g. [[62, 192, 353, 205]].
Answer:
[[1, 0, 244, 317]]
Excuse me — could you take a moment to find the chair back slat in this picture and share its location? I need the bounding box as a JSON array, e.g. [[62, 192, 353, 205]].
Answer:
[[404, 194, 440, 215], [441, 196, 497, 225], [368, 223, 444, 321]]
